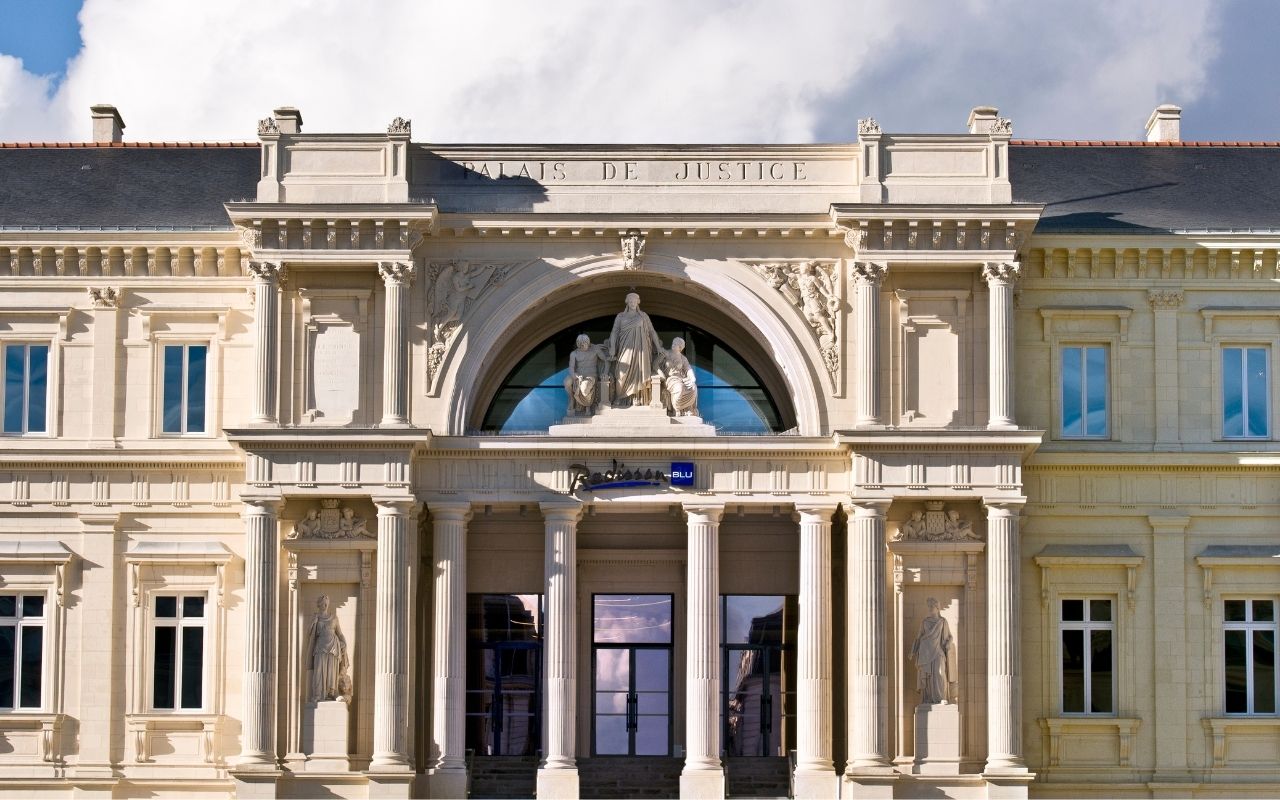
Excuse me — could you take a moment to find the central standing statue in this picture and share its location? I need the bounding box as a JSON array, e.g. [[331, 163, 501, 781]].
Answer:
[[607, 292, 664, 407]]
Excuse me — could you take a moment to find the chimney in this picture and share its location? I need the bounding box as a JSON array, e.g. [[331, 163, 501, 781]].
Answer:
[[90, 104, 125, 143], [967, 106, 999, 134], [273, 107, 303, 134], [1145, 104, 1181, 142]]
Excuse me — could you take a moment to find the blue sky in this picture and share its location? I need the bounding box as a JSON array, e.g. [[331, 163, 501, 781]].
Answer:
[[0, 0, 1277, 142]]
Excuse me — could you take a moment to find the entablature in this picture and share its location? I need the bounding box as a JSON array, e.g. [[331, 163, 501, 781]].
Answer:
[[831, 203, 1042, 266]]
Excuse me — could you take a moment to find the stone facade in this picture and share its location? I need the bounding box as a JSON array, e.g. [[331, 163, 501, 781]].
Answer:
[[0, 104, 1275, 798]]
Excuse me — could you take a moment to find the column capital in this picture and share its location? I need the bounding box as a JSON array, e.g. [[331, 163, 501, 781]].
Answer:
[[795, 501, 841, 520], [246, 260, 285, 284], [539, 501, 584, 524], [981, 261, 1021, 286], [682, 502, 724, 523], [850, 260, 888, 286], [241, 496, 283, 515], [849, 499, 892, 518], [373, 496, 422, 516], [429, 501, 472, 524], [982, 498, 1025, 518], [378, 260, 415, 286], [1147, 513, 1190, 534]]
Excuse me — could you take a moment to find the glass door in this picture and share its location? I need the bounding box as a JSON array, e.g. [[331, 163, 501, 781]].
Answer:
[[466, 594, 543, 756], [592, 594, 673, 756], [722, 595, 797, 757]]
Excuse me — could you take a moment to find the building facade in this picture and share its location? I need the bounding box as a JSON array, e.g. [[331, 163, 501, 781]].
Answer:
[[0, 103, 1277, 799]]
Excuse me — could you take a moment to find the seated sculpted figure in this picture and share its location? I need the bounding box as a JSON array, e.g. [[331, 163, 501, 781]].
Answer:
[[565, 334, 604, 416], [943, 509, 978, 541], [662, 337, 699, 417]]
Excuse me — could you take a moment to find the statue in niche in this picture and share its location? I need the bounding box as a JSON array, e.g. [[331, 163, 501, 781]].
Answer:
[[565, 334, 607, 415], [304, 595, 352, 703], [909, 597, 954, 705], [661, 337, 699, 417], [607, 292, 664, 407]]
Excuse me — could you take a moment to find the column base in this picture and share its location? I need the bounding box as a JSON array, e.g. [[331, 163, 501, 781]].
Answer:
[[986, 421, 1019, 431], [367, 771, 417, 799], [229, 769, 281, 800], [983, 771, 1033, 800], [679, 767, 724, 799], [793, 768, 839, 799], [842, 769, 897, 799], [429, 767, 468, 799], [537, 767, 580, 800]]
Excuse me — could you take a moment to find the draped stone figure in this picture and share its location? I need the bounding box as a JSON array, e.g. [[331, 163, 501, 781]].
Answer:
[[304, 595, 351, 703], [662, 337, 699, 416], [909, 597, 953, 705], [565, 333, 605, 415], [607, 292, 663, 406]]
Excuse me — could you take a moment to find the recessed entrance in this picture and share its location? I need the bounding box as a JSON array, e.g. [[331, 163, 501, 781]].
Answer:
[[592, 594, 674, 756]]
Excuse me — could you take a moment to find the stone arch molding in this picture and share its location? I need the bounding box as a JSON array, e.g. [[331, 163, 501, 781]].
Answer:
[[437, 253, 830, 436]]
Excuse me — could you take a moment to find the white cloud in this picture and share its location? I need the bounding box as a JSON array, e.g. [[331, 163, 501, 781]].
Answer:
[[0, 0, 1224, 143]]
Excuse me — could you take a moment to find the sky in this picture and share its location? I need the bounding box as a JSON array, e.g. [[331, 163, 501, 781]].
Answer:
[[0, 0, 1277, 144]]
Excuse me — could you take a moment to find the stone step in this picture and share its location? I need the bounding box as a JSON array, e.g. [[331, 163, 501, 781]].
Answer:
[[578, 756, 683, 799], [469, 756, 538, 799], [725, 756, 790, 798]]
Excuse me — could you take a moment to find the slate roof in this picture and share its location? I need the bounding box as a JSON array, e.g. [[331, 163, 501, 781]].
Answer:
[[2, 140, 1279, 235], [1010, 142, 1280, 234], [0, 143, 258, 230]]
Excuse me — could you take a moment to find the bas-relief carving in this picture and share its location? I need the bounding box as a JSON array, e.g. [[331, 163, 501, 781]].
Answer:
[[893, 502, 981, 542], [753, 260, 840, 380], [424, 260, 513, 387], [910, 597, 954, 705], [303, 594, 352, 703], [289, 499, 373, 540], [620, 231, 645, 270], [87, 286, 119, 308]]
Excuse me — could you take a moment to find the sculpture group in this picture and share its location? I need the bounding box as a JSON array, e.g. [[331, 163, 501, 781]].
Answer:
[[564, 292, 699, 419]]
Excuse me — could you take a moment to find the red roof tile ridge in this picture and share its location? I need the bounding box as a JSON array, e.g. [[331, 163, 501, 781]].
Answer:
[[0, 141, 257, 149], [1011, 139, 1280, 147]]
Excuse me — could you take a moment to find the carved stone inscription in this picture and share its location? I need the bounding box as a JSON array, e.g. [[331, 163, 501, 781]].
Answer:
[[311, 327, 360, 423]]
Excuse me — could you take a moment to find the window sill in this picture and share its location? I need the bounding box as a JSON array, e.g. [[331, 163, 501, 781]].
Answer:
[[1202, 716, 1280, 769], [1039, 716, 1141, 767], [0, 712, 66, 764], [126, 712, 224, 765]]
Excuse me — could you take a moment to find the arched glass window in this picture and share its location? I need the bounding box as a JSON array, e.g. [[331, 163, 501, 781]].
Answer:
[[481, 315, 787, 434]]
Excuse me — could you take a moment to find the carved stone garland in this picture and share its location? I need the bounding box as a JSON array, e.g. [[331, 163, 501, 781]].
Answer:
[[752, 260, 841, 383]]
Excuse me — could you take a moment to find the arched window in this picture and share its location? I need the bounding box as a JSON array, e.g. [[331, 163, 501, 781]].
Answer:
[[481, 315, 788, 434]]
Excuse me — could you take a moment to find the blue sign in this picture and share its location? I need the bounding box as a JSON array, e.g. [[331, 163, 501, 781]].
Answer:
[[670, 462, 695, 487]]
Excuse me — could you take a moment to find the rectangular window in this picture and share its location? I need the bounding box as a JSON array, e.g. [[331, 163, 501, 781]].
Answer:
[[3, 344, 49, 434], [161, 344, 207, 434], [0, 593, 45, 709], [1223, 347, 1269, 438], [152, 594, 206, 710], [1061, 345, 1108, 438], [1224, 599, 1277, 715], [1060, 598, 1114, 714]]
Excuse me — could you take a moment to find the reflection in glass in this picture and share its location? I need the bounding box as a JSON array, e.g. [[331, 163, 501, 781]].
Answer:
[[1089, 629, 1113, 714], [466, 594, 543, 756], [722, 596, 797, 756], [3, 344, 49, 434], [482, 315, 788, 433], [593, 595, 673, 644], [1255, 629, 1276, 714], [1061, 629, 1085, 714], [1061, 345, 1107, 437], [1224, 347, 1269, 438], [1225, 629, 1248, 714]]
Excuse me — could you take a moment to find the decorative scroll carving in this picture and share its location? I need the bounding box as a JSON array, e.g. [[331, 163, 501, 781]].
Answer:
[[88, 287, 119, 308], [288, 499, 373, 540], [620, 231, 645, 270], [425, 260, 514, 384], [258, 117, 280, 136], [841, 226, 868, 252], [1147, 288, 1184, 309], [753, 260, 840, 380], [387, 117, 411, 136], [982, 261, 1021, 286], [893, 501, 982, 542], [858, 117, 882, 136], [990, 117, 1013, 135], [239, 226, 262, 251]]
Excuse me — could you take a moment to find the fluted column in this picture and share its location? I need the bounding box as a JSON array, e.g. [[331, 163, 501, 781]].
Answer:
[[794, 503, 840, 798], [983, 262, 1020, 430], [852, 262, 888, 428], [248, 261, 283, 425], [379, 261, 414, 427], [239, 497, 282, 768], [984, 500, 1027, 774], [371, 498, 419, 771], [681, 503, 724, 800], [429, 502, 471, 798], [538, 503, 584, 800], [845, 500, 895, 782]]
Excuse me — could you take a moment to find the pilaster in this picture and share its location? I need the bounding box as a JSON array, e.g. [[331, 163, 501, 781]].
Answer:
[[851, 262, 888, 428], [370, 498, 420, 773], [538, 502, 584, 800], [379, 261, 414, 427], [983, 499, 1030, 795], [680, 502, 724, 800], [1149, 290, 1184, 449], [794, 502, 840, 799], [248, 261, 284, 425], [1149, 514, 1192, 781], [428, 502, 471, 799], [73, 512, 124, 784], [87, 291, 120, 444], [982, 262, 1020, 430]]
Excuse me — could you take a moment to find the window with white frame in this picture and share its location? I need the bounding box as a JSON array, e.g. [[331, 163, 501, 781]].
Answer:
[[3, 343, 49, 435], [1222, 346, 1269, 439], [1061, 345, 1108, 438], [0, 593, 46, 710], [1224, 599, 1277, 715], [151, 594, 206, 711], [1060, 598, 1114, 714], [161, 344, 207, 434]]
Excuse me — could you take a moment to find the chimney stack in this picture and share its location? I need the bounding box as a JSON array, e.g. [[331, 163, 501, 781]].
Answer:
[[967, 106, 1000, 134], [273, 107, 303, 134], [1145, 104, 1182, 142], [90, 104, 125, 143]]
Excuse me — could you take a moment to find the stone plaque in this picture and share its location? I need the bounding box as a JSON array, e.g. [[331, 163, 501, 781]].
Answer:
[[311, 326, 359, 423]]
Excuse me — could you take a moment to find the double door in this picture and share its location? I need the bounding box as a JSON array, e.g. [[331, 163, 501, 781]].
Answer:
[[722, 595, 797, 757], [592, 594, 674, 756]]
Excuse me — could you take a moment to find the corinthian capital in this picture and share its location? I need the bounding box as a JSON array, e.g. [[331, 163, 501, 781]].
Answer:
[[981, 261, 1021, 286], [850, 261, 888, 286], [246, 260, 285, 283], [1147, 288, 1184, 309], [378, 261, 416, 286]]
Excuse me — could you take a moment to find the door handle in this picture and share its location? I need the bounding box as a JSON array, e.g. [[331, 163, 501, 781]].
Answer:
[[761, 693, 771, 734], [627, 693, 638, 731]]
